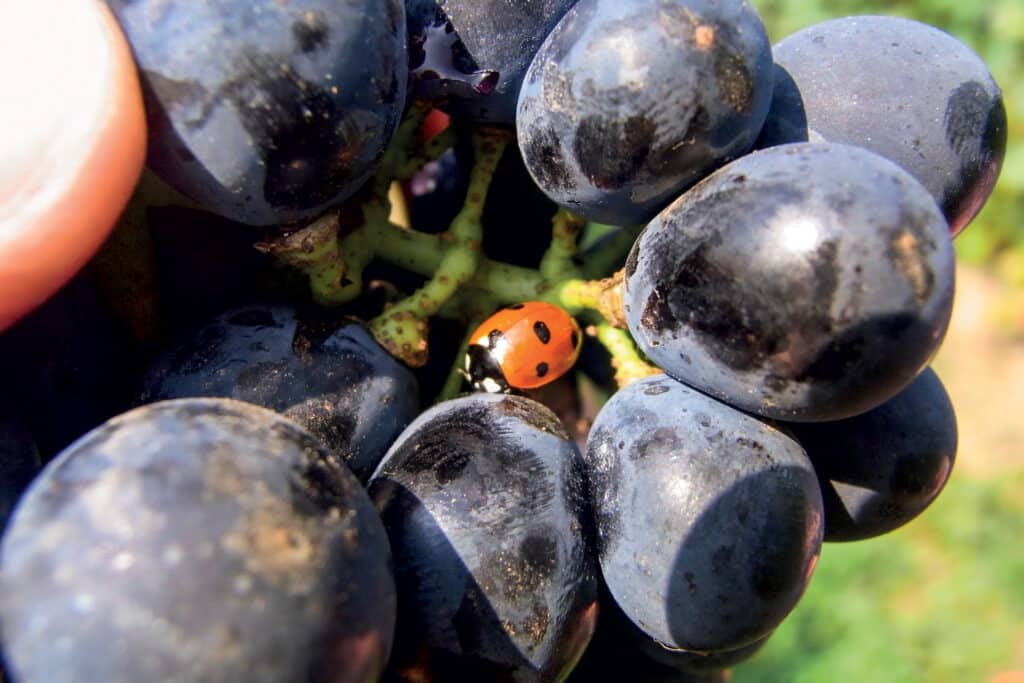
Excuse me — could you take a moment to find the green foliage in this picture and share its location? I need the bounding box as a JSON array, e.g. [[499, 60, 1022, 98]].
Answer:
[[733, 471, 1024, 682], [756, 0, 1024, 272]]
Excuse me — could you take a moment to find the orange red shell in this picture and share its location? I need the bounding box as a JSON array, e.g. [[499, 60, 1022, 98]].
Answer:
[[466, 302, 582, 392]]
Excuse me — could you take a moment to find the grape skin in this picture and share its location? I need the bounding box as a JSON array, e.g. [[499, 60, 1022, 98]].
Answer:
[[624, 142, 956, 422], [140, 305, 420, 483], [786, 367, 958, 542], [516, 0, 773, 225], [0, 398, 395, 683], [106, 0, 408, 226], [368, 393, 598, 681], [406, 0, 577, 125], [585, 375, 823, 653], [758, 15, 1007, 236]]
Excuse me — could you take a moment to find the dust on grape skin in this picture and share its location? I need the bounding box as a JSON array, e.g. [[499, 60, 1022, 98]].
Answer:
[[0, 399, 395, 682], [761, 16, 1006, 235], [886, 225, 936, 305], [369, 394, 597, 678], [625, 143, 955, 421], [583, 376, 823, 652], [142, 309, 419, 483], [516, 0, 773, 224], [109, 0, 408, 225]]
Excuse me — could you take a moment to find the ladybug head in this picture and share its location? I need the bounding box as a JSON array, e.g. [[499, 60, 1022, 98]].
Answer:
[[464, 343, 510, 393]]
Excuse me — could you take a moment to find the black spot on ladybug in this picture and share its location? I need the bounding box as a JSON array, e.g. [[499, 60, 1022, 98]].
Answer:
[[534, 321, 552, 344], [505, 303, 525, 310], [536, 362, 550, 378], [487, 328, 504, 349]]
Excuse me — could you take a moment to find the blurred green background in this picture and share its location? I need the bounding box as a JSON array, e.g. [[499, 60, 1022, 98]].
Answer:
[[732, 3, 1024, 682]]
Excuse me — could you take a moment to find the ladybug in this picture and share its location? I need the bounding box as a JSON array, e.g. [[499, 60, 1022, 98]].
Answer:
[[464, 302, 583, 393]]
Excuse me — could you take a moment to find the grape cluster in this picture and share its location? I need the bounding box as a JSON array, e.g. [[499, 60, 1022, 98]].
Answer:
[[0, 2, 1005, 682]]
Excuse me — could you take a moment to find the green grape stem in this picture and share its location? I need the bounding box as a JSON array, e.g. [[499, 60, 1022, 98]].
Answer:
[[368, 128, 510, 366], [593, 322, 663, 388], [265, 105, 650, 384]]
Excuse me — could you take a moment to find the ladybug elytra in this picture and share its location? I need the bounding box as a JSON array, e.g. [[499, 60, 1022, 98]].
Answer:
[[464, 302, 583, 393]]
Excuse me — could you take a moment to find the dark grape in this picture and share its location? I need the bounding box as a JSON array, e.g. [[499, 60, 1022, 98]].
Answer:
[[624, 142, 956, 422], [406, 0, 576, 125], [786, 367, 958, 541], [577, 586, 770, 677], [140, 305, 419, 483], [407, 148, 470, 234], [516, 0, 773, 225], [369, 393, 598, 681], [106, 0, 408, 226], [584, 375, 822, 653], [146, 205, 277, 334], [567, 598, 729, 683], [0, 274, 141, 460], [639, 630, 770, 675], [0, 397, 41, 533], [757, 15, 1007, 236], [0, 398, 395, 683], [480, 144, 561, 269]]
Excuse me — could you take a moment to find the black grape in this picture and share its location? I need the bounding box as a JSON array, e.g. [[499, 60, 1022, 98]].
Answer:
[[106, 0, 408, 226], [146, 205, 277, 333], [140, 305, 419, 483], [758, 15, 1006, 236], [368, 393, 598, 681], [577, 586, 770, 677], [639, 632, 770, 675], [516, 0, 773, 225], [0, 274, 141, 461], [584, 375, 823, 653], [786, 367, 958, 542], [624, 142, 956, 422], [568, 599, 730, 683], [407, 148, 469, 234], [480, 144, 561, 269], [0, 396, 41, 533], [406, 0, 576, 125], [0, 398, 395, 683]]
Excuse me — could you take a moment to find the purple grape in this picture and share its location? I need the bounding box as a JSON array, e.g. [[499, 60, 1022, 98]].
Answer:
[[787, 367, 957, 541], [0, 399, 395, 683], [140, 305, 419, 483], [369, 393, 598, 681], [106, 0, 408, 225], [406, 0, 577, 125], [758, 15, 1006, 236], [624, 142, 955, 421], [516, 0, 773, 225], [585, 375, 823, 653]]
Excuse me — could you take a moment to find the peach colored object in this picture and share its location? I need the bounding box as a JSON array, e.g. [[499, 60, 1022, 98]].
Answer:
[[0, 0, 146, 331]]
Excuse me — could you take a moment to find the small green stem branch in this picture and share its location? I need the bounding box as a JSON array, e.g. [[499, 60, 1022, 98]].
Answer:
[[593, 322, 662, 387], [369, 128, 510, 365], [539, 209, 585, 281], [255, 212, 349, 306], [372, 100, 430, 194], [553, 270, 627, 327]]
